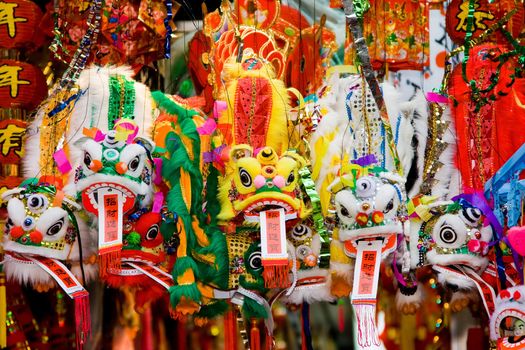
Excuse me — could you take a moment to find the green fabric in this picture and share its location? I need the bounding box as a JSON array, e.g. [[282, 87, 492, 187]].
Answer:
[[242, 297, 268, 319], [196, 300, 229, 319]]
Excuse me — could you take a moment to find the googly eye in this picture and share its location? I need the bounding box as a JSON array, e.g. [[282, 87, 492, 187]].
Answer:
[[26, 194, 48, 213], [145, 224, 160, 241], [128, 156, 140, 172], [83, 152, 92, 168], [239, 168, 252, 187], [355, 177, 376, 198], [291, 224, 312, 240], [22, 217, 35, 230], [296, 245, 313, 259], [5, 218, 13, 231], [286, 172, 295, 186], [46, 218, 64, 236], [439, 225, 457, 244], [461, 208, 482, 226], [339, 205, 351, 218], [248, 251, 262, 270], [384, 198, 394, 213]]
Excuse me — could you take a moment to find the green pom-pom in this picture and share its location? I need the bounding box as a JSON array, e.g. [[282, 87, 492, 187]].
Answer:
[[179, 79, 193, 98], [126, 232, 141, 245]]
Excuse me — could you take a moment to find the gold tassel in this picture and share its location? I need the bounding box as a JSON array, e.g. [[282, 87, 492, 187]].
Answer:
[[0, 272, 6, 348]]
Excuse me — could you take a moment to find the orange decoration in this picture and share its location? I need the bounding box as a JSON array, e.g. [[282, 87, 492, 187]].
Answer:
[[0, 60, 47, 110], [446, 0, 524, 45], [343, 0, 430, 71], [285, 24, 337, 97], [0, 0, 44, 50]]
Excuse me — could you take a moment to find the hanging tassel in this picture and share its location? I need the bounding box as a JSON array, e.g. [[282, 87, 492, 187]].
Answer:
[[338, 299, 345, 333], [224, 309, 238, 350], [73, 290, 91, 349], [0, 272, 6, 348], [250, 319, 261, 350], [301, 303, 313, 350], [177, 315, 187, 350], [262, 264, 290, 289], [99, 250, 121, 278], [265, 333, 274, 350], [354, 303, 381, 349], [141, 305, 154, 350]]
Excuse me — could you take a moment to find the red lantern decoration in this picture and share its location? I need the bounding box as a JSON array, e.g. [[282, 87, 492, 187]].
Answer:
[[446, 0, 524, 45], [0, 60, 47, 110], [0, 0, 45, 50], [0, 119, 26, 164]]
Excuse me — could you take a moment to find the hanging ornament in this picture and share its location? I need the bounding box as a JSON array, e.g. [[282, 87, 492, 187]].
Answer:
[[445, 0, 524, 45], [0, 0, 45, 50], [0, 60, 47, 110]]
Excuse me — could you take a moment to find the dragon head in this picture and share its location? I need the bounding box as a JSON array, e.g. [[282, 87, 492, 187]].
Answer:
[[218, 145, 309, 226], [74, 126, 155, 216], [226, 231, 267, 293], [122, 210, 165, 264]]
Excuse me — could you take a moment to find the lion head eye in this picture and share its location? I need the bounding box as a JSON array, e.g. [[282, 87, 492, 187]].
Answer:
[[239, 168, 252, 187]]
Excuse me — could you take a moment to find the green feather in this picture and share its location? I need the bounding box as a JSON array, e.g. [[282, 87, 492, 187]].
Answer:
[[242, 298, 268, 319], [169, 284, 201, 306], [196, 300, 229, 319]]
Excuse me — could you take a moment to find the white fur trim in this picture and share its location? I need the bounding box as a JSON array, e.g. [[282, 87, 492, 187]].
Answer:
[[395, 282, 424, 312], [338, 223, 403, 242]]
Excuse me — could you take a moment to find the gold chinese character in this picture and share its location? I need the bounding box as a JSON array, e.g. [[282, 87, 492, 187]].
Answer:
[[455, 2, 495, 32], [0, 123, 25, 157], [0, 2, 28, 38], [0, 65, 29, 98]]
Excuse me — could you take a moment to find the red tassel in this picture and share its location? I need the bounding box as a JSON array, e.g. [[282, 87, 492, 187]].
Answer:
[[141, 305, 154, 350], [265, 333, 273, 350], [262, 265, 290, 288], [177, 315, 187, 350], [223, 309, 239, 350], [73, 291, 91, 350], [338, 300, 345, 333], [250, 319, 260, 350], [99, 250, 121, 278]]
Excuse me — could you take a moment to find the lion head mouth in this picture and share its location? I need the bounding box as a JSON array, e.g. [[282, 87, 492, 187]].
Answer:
[[242, 199, 299, 223], [81, 182, 136, 215]]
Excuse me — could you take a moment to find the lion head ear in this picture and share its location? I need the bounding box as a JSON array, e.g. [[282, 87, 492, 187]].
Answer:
[[134, 137, 155, 154], [282, 150, 306, 168], [73, 136, 92, 149], [229, 144, 253, 163]]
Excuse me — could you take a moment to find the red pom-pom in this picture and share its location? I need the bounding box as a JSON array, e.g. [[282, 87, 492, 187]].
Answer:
[[514, 290, 522, 301], [10, 226, 24, 239], [29, 230, 43, 244], [500, 290, 511, 299]]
